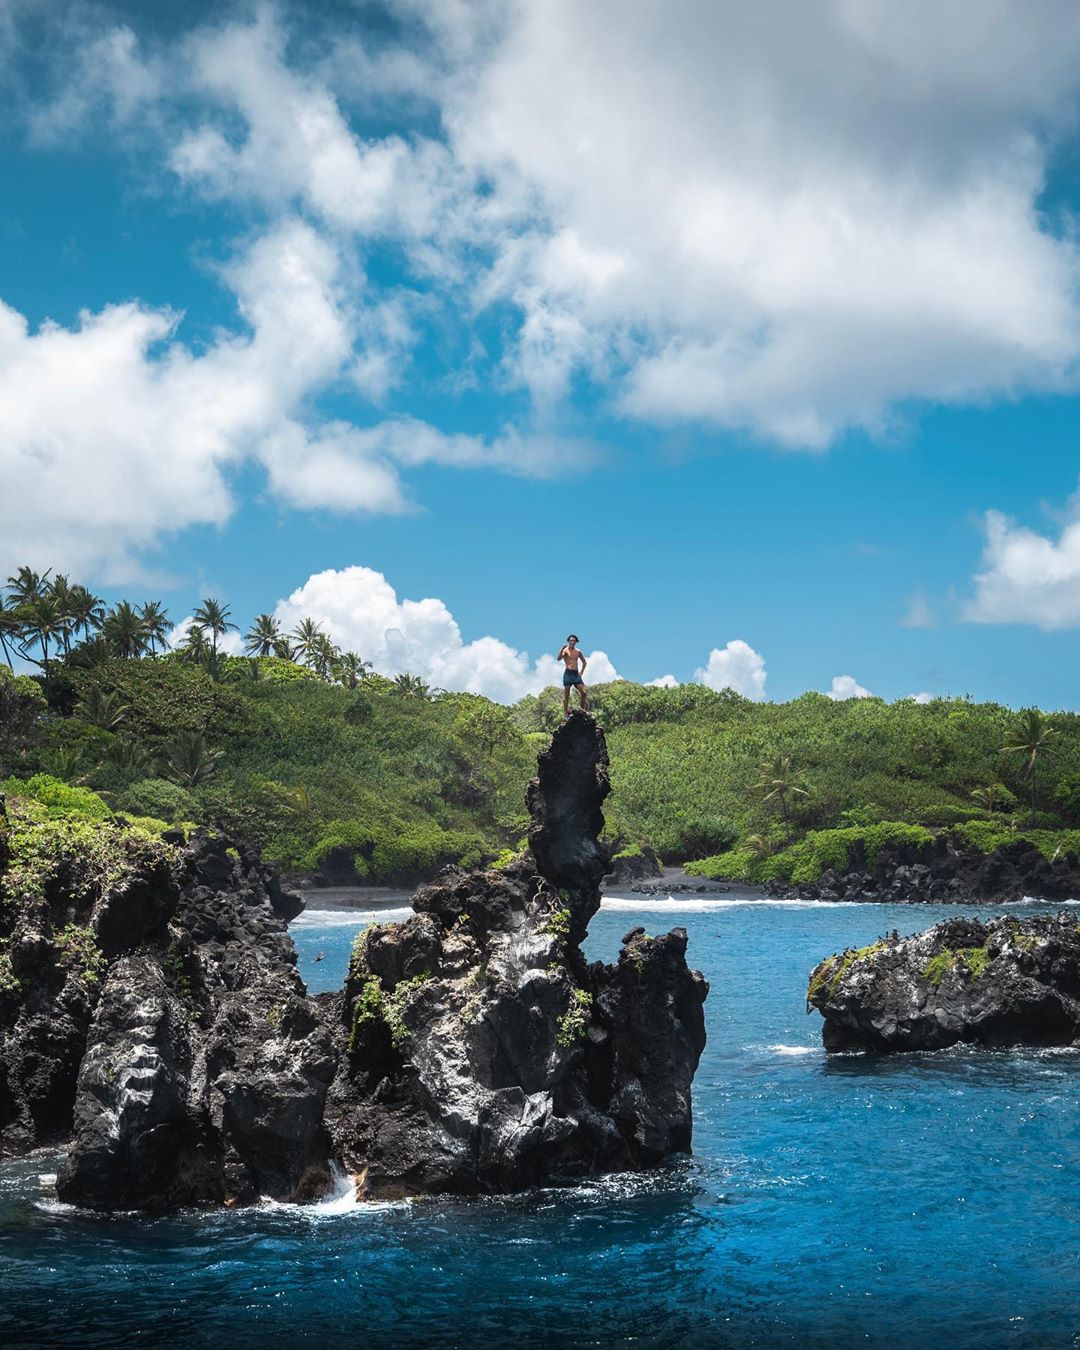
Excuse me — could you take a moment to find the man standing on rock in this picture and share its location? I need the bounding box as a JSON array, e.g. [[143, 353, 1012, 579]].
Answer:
[[558, 635, 588, 716]]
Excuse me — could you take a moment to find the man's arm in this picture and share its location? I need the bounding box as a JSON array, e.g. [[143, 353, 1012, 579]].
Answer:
[[557, 645, 567, 661], [579, 652, 588, 674]]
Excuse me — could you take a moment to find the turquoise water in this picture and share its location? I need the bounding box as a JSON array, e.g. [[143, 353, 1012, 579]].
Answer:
[[4, 894, 1080, 1348]]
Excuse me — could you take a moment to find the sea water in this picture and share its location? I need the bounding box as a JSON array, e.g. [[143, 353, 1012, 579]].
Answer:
[[4, 894, 1080, 1347]]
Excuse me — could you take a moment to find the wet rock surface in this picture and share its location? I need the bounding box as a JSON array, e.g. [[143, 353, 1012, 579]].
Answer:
[[768, 834, 1080, 904], [1, 711, 708, 1208], [327, 711, 708, 1199], [807, 912, 1080, 1053]]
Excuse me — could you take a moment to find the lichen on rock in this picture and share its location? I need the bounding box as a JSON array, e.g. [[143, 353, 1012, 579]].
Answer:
[[807, 913, 1080, 1052]]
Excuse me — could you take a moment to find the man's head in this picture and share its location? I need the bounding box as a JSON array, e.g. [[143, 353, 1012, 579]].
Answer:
[[567, 634, 578, 645]]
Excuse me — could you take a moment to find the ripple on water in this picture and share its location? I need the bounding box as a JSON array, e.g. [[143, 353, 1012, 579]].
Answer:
[[4, 898, 1080, 1347]]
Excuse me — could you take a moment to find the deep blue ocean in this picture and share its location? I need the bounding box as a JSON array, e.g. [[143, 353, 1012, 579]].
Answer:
[[4, 892, 1080, 1348]]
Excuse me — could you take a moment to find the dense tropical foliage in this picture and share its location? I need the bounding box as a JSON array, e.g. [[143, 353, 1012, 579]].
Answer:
[[6, 566, 1080, 884]]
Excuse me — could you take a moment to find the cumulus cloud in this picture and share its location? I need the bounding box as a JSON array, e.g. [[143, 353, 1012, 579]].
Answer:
[[647, 674, 679, 688], [827, 674, 873, 700], [21, 1, 1080, 452], [432, 0, 1080, 443], [907, 691, 935, 704], [0, 215, 577, 578], [271, 566, 619, 703], [963, 502, 1080, 629], [693, 640, 767, 700]]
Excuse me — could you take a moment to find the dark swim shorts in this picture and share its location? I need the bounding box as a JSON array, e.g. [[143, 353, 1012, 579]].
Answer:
[[563, 669, 583, 687]]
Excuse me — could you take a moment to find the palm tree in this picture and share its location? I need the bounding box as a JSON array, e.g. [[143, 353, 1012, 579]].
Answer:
[[6, 566, 48, 607], [68, 585, 105, 643], [244, 613, 282, 657], [273, 636, 296, 661], [102, 601, 149, 658], [139, 601, 171, 656], [104, 738, 150, 775], [47, 574, 77, 655], [290, 617, 324, 667], [18, 593, 64, 693], [45, 745, 91, 784], [334, 651, 372, 689], [192, 598, 236, 661], [310, 632, 340, 681], [177, 623, 208, 665], [1003, 708, 1059, 827], [78, 686, 130, 731], [157, 731, 223, 789], [752, 754, 809, 821], [0, 597, 21, 671], [971, 783, 1006, 814], [392, 672, 430, 699]]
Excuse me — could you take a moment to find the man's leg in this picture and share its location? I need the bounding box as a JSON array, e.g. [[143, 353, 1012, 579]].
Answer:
[[562, 683, 570, 716], [577, 681, 588, 710]]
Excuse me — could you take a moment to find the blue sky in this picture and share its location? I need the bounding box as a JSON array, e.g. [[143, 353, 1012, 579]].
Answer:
[[5, 0, 1080, 704]]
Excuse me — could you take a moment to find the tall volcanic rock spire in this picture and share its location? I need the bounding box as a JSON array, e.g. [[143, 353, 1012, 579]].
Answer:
[[326, 710, 708, 1198]]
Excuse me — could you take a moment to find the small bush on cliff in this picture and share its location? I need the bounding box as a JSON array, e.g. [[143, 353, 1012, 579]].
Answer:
[[556, 988, 593, 1047], [1, 816, 178, 912], [54, 924, 107, 986]]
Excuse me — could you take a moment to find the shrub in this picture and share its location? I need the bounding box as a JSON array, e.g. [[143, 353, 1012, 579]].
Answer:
[[1, 773, 111, 821], [114, 778, 196, 823]]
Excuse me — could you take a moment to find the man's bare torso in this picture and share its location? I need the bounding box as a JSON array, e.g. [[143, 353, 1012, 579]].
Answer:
[[560, 645, 582, 670]]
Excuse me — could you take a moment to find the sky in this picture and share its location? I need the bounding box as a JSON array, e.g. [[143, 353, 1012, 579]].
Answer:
[[5, 0, 1080, 705]]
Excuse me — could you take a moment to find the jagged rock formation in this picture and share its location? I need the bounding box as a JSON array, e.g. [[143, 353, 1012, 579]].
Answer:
[[326, 710, 708, 1199], [769, 835, 1080, 904], [605, 845, 663, 887], [1, 711, 707, 1209], [807, 913, 1080, 1052]]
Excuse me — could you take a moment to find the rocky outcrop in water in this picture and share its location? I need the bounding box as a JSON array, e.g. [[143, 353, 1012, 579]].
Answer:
[[325, 711, 708, 1199], [1, 712, 707, 1209], [768, 834, 1080, 904], [807, 913, 1080, 1052]]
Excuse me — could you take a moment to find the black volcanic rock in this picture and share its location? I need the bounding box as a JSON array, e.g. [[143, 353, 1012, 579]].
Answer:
[[56, 835, 331, 1209], [527, 711, 612, 891], [4, 712, 708, 1210], [768, 833, 1080, 905], [807, 913, 1080, 1052], [325, 712, 707, 1200], [605, 845, 663, 886]]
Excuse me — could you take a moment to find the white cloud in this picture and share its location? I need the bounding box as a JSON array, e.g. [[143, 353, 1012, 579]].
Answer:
[[647, 674, 678, 688], [900, 592, 937, 629], [827, 674, 873, 701], [694, 640, 767, 700], [908, 691, 935, 704], [963, 502, 1080, 629], [271, 566, 619, 703], [24, 2, 1080, 452], [431, 0, 1080, 443], [0, 216, 571, 579]]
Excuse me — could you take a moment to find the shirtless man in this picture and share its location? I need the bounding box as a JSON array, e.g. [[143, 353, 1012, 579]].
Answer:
[[558, 634, 588, 715]]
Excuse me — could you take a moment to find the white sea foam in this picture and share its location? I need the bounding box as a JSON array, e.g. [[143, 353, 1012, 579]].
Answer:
[[767, 1045, 818, 1057], [292, 907, 413, 928], [259, 1165, 408, 1218], [600, 896, 870, 912]]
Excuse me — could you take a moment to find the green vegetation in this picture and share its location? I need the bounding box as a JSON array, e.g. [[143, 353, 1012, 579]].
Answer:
[[806, 941, 888, 1002], [10, 565, 1080, 887], [556, 988, 593, 1047], [54, 924, 107, 986], [923, 945, 991, 986], [349, 972, 432, 1050]]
